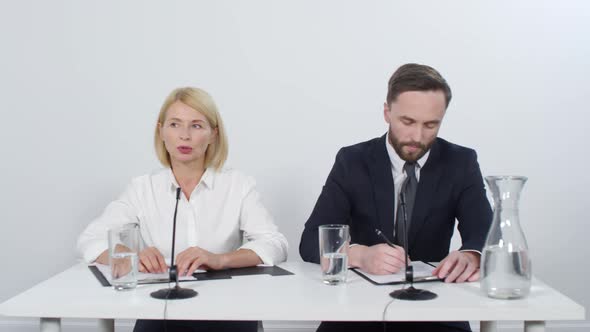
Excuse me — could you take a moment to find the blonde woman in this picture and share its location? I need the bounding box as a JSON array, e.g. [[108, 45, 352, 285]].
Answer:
[[78, 87, 288, 332]]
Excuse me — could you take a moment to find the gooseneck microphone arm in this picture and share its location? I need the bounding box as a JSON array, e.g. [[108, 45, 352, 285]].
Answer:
[[399, 192, 414, 285], [169, 187, 181, 288], [150, 187, 198, 300], [389, 187, 437, 300]]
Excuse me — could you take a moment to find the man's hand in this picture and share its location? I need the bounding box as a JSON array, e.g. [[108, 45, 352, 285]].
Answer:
[[432, 251, 480, 283], [176, 246, 225, 276], [138, 247, 168, 273], [349, 244, 407, 275]]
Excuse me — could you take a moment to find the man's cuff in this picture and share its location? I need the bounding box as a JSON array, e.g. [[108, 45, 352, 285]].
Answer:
[[460, 249, 481, 256]]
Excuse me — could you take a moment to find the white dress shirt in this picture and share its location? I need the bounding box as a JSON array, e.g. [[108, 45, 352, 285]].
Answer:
[[77, 167, 289, 265]]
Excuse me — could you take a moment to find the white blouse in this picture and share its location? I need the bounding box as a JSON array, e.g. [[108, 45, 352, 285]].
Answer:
[[77, 167, 288, 265]]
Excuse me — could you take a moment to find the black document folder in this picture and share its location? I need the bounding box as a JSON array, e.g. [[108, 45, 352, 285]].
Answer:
[[89, 265, 294, 287]]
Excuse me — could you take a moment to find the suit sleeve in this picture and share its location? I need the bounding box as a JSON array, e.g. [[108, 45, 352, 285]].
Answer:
[[456, 150, 493, 252], [299, 149, 353, 263]]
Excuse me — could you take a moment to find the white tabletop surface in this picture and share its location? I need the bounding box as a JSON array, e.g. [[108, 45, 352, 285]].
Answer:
[[0, 261, 585, 322]]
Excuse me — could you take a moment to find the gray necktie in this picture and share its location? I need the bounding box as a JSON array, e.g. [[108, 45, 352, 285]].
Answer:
[[395, 162, 417, 246]]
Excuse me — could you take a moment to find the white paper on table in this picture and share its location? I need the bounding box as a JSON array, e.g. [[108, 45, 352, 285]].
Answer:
[[352, 261, 441, 285], [94, 263, 206, 283]]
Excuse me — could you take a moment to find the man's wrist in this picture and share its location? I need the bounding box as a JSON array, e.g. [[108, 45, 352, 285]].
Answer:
[[348, 245, 367, 268], [460, 250, 480, 265]]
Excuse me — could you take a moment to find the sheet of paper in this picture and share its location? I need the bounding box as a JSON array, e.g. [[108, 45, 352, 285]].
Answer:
[[94, 263, 206, 282], [354, 261, 437, 284]]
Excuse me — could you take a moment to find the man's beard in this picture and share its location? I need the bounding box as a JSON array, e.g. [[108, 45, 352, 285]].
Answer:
[[388, 128, 434, 162]]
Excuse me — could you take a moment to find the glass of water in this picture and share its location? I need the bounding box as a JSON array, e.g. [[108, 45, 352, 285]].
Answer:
[[319, 224, 349, 285], [108, 224, 140, 291]]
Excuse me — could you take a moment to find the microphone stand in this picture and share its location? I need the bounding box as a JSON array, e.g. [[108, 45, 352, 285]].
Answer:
[[389, 192, 437, 301], [151, 187, 198, 299]]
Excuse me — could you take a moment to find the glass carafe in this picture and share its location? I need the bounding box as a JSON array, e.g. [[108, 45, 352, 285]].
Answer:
[[481, 176, 532, 299]]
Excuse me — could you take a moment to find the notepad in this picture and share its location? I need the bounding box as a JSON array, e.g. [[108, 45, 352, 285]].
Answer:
[[351, 261, 442, 285]]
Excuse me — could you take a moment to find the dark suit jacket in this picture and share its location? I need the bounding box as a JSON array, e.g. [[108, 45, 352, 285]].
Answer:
[[300, 134, 492, 263]]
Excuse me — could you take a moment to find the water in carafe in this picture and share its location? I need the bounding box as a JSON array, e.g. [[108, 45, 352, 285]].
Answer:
[[481, 176, 531, 299]]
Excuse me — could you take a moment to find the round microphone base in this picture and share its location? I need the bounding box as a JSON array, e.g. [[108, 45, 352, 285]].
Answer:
[[150, 286, 198, 300], [389, 286, 437, 301]]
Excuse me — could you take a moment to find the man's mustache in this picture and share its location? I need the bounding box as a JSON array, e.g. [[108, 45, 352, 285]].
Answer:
[[402, 142, 426, 149]]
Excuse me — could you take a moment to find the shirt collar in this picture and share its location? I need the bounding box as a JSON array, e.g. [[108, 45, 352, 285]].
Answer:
[[167, 167, 215, 193], [385, 131, 430, 173]]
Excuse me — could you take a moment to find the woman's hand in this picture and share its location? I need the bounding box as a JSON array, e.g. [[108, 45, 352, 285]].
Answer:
[[138, 247, 168, 273], [176, 246, 226, 276]]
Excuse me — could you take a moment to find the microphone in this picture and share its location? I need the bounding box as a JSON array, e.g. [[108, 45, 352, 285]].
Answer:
[[389, 191, 437, 301], [151, 187, 198, 300]]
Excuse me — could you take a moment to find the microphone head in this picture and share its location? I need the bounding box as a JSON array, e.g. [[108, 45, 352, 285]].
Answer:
[[176, 187, 181, 200]]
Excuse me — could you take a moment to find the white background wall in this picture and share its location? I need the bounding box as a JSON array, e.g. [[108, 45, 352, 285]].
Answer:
[[1, 1, 588, 331]]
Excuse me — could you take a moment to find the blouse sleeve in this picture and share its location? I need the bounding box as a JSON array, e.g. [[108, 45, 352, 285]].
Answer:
[[237, 176, 289, 265], [76, 181, 141, 263]]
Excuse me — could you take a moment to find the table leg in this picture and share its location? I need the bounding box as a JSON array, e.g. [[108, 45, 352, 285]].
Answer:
[[98, 318, 115, 332], [525, 321, 545, 332], [40, 318, 61, 332], [480, 321, 498, 332]]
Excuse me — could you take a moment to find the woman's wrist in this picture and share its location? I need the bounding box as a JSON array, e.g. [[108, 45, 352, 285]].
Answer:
[[217, 253, 229, 270]]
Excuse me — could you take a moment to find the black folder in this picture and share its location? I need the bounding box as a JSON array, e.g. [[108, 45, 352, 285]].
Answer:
[[88, 265, 294, 287]]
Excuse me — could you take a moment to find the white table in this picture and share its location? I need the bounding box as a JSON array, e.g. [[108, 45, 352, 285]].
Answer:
[[0, 262, 584, 332]]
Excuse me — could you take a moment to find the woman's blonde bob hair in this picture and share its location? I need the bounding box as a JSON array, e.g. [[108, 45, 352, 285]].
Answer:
[[154, 87, 228, 170]]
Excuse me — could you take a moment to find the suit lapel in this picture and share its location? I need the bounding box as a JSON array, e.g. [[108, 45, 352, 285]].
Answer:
[[408, 139, 442, 249], [367, 134, 396, 240]]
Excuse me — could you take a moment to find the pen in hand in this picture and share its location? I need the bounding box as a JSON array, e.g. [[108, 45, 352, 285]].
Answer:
[[375, 229, 397, 248]]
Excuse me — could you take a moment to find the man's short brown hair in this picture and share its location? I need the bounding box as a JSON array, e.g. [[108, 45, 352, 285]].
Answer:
[[386, 63, 452, 107]]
